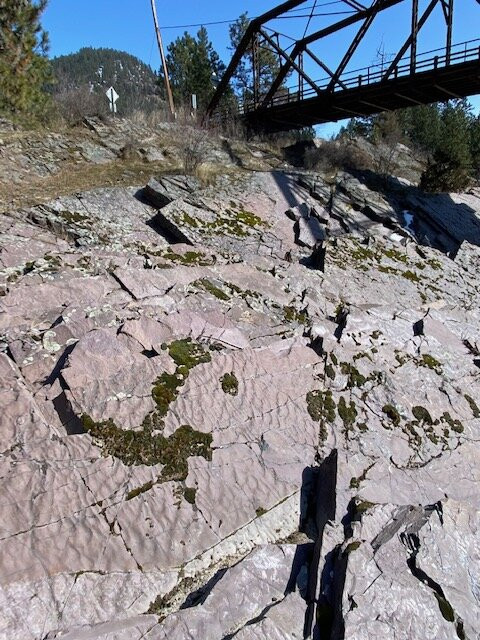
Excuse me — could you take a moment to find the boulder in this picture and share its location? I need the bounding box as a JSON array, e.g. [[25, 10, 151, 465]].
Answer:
[[143, 175, 201, 209]]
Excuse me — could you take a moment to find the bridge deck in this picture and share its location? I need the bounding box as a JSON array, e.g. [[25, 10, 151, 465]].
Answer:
[[243, 55, 480, 132]]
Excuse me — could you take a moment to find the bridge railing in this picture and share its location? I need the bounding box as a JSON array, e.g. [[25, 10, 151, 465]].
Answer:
[[239, 38, 480, 114]]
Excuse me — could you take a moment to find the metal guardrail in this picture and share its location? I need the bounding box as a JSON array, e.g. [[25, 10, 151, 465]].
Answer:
[[239, 39, 480, 114]]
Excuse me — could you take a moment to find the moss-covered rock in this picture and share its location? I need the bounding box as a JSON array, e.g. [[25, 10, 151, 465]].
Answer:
[[382, 404, 401, 427], [464, 394, 480, 418], [168, 339, 212, 369], [306, 390, 336, 442], [83, 416, 212, 476], [420, 354, 443, 374], [412, 406, 434, 425], [220, 372, 239, 396], [194, 278, 231, 301], [283, 305, 309, 325], [183, 487, 197, 505], [338, 396, 357, 431]]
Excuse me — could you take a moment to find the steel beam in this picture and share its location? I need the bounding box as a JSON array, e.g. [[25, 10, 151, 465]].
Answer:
[[382, 0, 440, 81], [341, 0, 367, 10], [259, 29, 322, 96], [205, 0, 309, 118], [252, 33, 260, 107], [326, 6, 381, 92], [443, 0, 454, 64], [304, 47, 349, 90], [259, 43, 301, 108], [298, 0, 405, 49], [260, 0, 404, 108], [411, 0, 418, 73]]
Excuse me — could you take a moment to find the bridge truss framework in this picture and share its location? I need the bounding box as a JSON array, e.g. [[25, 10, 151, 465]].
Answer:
[[206, 0, 480, 132]]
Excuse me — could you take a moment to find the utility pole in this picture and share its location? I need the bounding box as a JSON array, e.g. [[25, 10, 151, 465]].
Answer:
[[150, 0, 175, 118]]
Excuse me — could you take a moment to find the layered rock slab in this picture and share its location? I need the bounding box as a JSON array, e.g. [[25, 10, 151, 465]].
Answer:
[[1, 165, 480, 640]]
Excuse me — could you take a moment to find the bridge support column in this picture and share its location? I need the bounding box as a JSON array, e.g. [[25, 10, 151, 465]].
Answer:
[[252, 32, 260, 108], [444, 0, 454, 65], [411, 0, 418, 74]]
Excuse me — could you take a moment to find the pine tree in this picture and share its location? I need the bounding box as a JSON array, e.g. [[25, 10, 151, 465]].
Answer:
[[397, 104, 442, 154], [0, 0, 52, 120], [470, 115, 480, 179], [421, 100, 473, 192], [165, 27, 226, 112], [229, 12, 281, 101]]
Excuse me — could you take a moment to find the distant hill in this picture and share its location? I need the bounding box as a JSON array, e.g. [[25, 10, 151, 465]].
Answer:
[[51, 47, 163, 115]]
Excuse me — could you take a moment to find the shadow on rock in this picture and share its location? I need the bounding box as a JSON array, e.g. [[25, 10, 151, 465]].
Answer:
[[351, 169, 480, 256], [286, 451, 339, 639]]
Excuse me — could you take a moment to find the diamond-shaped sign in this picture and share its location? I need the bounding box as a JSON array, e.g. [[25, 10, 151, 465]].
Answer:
[[106, 87, 119, 103]]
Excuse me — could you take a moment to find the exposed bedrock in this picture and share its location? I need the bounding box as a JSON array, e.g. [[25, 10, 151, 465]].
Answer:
[[1, 166, 480, 639]]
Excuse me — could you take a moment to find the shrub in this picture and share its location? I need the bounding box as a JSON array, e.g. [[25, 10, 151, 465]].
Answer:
[[54, 86, 109, 126], [304, 140, 372, 173], [180, 127, 210, 175], [420, 148, 472, 192]]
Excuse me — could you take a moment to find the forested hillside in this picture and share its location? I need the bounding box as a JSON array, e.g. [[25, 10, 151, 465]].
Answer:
[[51, 47, 162, 115]]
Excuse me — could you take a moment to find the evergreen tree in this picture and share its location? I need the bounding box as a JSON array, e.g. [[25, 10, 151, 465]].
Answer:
[[229, 12, 281, 101], [338, 117, 374, 140], [397, 104, 442, 154], [165, 27, 226, 112], [421, 100, 473, 192], [341, 99, 478, 191], [470, 114, 480, 179], [0, 0, 52, 120]]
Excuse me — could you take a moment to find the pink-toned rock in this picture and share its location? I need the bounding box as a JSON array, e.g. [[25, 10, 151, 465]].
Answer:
[[61, 328, 175, 428]]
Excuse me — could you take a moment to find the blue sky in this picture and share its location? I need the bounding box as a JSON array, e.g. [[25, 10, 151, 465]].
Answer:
[[43, 0, 480, 137]]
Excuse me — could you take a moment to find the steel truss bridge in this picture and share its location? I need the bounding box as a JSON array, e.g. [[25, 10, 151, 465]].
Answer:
[[206, 0, 480, 132]]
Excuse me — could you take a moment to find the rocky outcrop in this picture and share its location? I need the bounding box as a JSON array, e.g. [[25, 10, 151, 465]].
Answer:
[[1, 157, 480, 639]]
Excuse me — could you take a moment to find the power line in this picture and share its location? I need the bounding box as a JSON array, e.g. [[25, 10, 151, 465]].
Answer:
[[160, 2, 353, 30], [303, 0, 319, 38]]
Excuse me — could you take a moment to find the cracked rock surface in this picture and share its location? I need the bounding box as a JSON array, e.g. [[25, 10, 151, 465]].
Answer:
[[1, 157, 480, 640]]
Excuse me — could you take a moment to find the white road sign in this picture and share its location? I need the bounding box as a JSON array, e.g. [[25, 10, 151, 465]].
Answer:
[[106, 87, 119, 103]]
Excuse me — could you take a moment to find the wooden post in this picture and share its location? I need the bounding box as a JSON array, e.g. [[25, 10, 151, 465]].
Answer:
[[150, 0, 175, 118]]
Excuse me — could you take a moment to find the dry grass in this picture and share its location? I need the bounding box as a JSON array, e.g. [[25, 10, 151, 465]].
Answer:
[[0, 159, 179, 213]]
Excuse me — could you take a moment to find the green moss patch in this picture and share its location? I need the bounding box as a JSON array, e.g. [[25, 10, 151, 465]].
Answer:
[[194, 278, 231, 301], [402, 270, 421, 283], [83, 416, 212, 476], [338, 396, 357, 431], [161, 249, 214, 266], [57, 209, 89, 224], [325, 364, 336, 380], [126, 480, 155, 501], [464, 394, 480, 418], [196, 208, 267, 238], [441, 412, 464, 434], [221, 372, 238, 396], [344, 541, 361, 554], [168, 339, 212, 369], [412, 406, 434, 425], [306, 390, 336, 442], [355, 500, 375, 514], [307, 390, 336, 423], [183, 487, 197, 505], [382, 404, 401, 427], [383, 248, 408, 263], [83, 338, 213, 474], [152, 372, 184, 417], [420, 353, 443, 375], [283, 305, 309, 325], [340, 362, 367, 388]]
